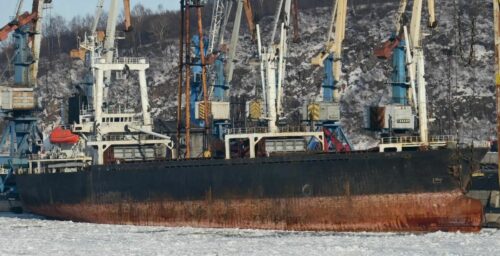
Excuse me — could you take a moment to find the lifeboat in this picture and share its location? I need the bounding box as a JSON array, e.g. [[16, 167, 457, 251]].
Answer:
[[50, 126, 79, 144]]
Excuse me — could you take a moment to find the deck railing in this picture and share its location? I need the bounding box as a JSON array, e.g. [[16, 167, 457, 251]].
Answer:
[[380, 135, 456, 144], [227, 126, 309, 135]]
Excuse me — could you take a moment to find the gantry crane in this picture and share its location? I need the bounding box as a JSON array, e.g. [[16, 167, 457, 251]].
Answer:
[[369, 0, 436, 151], [0, 0, 51, 195], [302, 0, 352, 152]]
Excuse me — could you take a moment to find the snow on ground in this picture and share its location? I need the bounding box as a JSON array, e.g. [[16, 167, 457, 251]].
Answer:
[[0, 213, 499, 256]]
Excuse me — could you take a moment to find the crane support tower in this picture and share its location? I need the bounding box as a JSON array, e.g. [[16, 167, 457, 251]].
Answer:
[[368, 0, 439, 152], [0, 0, 52, 205], [301, 0, 352, 153], [186, 0, 249, 156]]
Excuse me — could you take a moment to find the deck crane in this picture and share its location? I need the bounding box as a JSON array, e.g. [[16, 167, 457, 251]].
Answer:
[[302, 0, 352, 152], [69, 0, 133, 109], [0, 0, 51, 197], [245, 0, 291, 127], [225, 0, 324, 159], [369, 0, 436, 151], [254, 0, 292, 133]]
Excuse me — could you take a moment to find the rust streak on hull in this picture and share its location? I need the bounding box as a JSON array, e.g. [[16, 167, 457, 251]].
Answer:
[[25, 191, 483, 232]]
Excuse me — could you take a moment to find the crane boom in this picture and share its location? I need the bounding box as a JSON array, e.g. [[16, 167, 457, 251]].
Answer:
[[29, 0, 46, 87], [0, 12, 38, 41], [332, 0, 347, 84], [104, 0, 119, 64], [269, 0, 284, 48], [243, 0, 256, 41], [276, 0, 292, 114], [394, 0, 407, 35], [409, 0, 423, 48], [427, 0, 436, 27], [225, 0, 244, 86], [219, 0, 233, 45], [91, 0, 105, 34], [208, 0, 225, 54]]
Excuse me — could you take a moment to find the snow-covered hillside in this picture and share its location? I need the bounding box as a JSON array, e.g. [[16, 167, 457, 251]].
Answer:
[[32, 1, 496, 149]]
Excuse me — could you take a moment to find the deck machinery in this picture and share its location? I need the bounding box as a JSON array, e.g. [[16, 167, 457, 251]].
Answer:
[[0, 0, 50, 204], [224, 0, 325, 159]]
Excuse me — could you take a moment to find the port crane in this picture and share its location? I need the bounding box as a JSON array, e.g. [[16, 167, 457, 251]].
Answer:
[[370, 0, 439, 152], [72, 0, 132, 104], [182, 0, 248, 157], [200, 0, 244, 139], [0, 0, 51, 195], [302, 0, 352, 152]]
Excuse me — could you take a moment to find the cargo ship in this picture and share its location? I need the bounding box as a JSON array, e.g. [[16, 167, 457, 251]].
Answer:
[[11, 0, 492, 232], [17, 144, 487, 232]]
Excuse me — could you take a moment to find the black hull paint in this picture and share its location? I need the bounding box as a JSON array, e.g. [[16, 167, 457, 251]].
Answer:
[[16, 148, 488, 231]]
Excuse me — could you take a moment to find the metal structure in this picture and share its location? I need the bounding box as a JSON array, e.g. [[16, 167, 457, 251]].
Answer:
[[192, 0, 245, 144], [369, 0, 437, 151], [243, 0, 256, 41], [229, 0, 324, 159], [69, 0, 133, 110], [0, 0, 50, 195], [302, 0, 352, 152], [30, 0, 174, 170]]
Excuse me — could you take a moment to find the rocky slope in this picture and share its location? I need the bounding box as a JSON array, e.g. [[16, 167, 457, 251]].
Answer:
[[23, 1, 497, 149]]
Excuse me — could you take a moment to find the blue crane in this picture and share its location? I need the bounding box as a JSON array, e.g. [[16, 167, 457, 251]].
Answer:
[[307, 0, 352, 152], [0, 0, 48, 199], [188, 0, 243, 140]]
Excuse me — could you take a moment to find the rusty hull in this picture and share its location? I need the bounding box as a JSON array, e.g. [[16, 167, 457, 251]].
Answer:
[[25, 190, 482, 232], [17, 148, 488, 232]]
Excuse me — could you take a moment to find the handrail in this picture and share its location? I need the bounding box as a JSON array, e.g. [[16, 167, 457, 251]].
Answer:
[[87, 134, 169, 142], [93, 57, 149, 65], [227, 126, 309, 135], [380, 135, 456, 144]]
